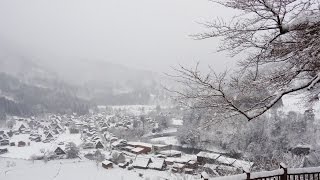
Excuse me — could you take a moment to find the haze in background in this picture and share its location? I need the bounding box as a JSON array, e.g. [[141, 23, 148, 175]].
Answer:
[[0, 0, 237, 73]]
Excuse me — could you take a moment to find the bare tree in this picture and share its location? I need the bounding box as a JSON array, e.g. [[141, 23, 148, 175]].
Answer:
[[172, 0, 320, 121]]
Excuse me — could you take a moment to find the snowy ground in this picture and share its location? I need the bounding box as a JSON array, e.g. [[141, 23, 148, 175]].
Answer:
[[0, 158, 198, 180]]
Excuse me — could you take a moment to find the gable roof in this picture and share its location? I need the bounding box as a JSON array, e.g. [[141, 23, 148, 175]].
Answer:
[[197, 151, 221, 160], [148, 158, 165, 169], [132, 157, 151, 168]]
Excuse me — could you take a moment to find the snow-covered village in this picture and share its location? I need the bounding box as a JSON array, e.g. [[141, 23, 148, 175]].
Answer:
[[2, 0, 320, 180], [0, 105, 255, 180]]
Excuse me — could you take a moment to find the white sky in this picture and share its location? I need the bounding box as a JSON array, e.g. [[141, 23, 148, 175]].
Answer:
[[0, 0, 237, 73]]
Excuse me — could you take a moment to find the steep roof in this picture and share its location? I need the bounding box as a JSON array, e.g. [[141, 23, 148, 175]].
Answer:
[[132, 157, 151, 168], [148, 158, 165, 169]]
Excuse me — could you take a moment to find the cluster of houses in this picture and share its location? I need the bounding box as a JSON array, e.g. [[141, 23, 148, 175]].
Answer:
[[0, 115, 76, 156], [0, 112, 255, 179]]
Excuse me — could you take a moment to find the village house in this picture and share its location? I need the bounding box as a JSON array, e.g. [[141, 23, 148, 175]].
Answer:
[[132, 157, 152, 169], [13, 122, 30, 133], [148, 158, 166, 171], [110, 151, 126, 164], [197, 151, 221, 164]]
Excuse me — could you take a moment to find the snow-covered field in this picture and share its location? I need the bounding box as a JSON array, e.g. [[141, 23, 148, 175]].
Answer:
[[0, 158, 197, 180], [0, 133, 82, 160]]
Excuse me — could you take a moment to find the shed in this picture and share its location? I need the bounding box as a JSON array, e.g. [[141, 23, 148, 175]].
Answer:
[[102, 160, 113, 169]]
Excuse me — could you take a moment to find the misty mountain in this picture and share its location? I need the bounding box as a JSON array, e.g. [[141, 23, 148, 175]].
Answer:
[[0, 73, 90, 117], [0, 46, 168, 116]]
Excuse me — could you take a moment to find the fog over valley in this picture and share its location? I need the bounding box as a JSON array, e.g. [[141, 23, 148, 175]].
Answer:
[[1, 1, 320, 180]]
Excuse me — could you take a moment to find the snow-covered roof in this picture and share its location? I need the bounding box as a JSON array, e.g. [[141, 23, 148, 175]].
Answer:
[[132, 157, 151, 168], [131, 147, 145, 153], [159, 150, 181, 156], [216, 156, 237, 166], [197, 151, 221, 160], [232, 159, 254, 171], [148, 158, 165, 169], [102, 160, 113, 166], [201, 171, 209, 178], [127, 141, 153, 148], [13, 121, 29, 131]]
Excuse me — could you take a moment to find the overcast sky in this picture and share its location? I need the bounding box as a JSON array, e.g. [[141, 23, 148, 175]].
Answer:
[[0, 0, 237, 73]]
